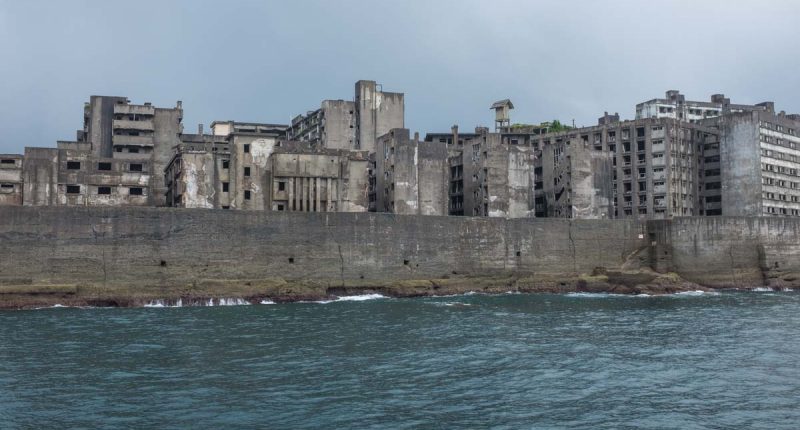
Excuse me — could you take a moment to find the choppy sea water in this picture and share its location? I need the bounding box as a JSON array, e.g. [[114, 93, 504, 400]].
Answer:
[[1, 291, 799, 429]]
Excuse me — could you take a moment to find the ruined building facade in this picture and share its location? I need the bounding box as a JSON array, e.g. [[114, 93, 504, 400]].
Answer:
[[4, 84, 800, 221]]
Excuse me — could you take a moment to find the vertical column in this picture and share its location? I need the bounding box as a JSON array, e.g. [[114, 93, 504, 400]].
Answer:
[[315, 178, 321, 213], [326, 177, 333, 212]]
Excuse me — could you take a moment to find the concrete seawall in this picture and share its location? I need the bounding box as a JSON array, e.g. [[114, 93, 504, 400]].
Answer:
[[0, 207, 797, 307]]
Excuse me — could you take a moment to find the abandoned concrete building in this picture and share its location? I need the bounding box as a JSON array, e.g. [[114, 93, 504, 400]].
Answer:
[[700, 109, 800, 217], [370, 129, 448, 216], [636, 90, 774, 124], [12, 96, 181, 207], [165, 136, 369, 212], [0, 154, 23, 206], [4, 83, 800, 222], [288, 80, 404, 153], [447, 130, 536, 218]]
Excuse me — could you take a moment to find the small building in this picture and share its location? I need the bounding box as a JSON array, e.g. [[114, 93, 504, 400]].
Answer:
[[636, 90, 773, 124], [0, 155, 23, 206]]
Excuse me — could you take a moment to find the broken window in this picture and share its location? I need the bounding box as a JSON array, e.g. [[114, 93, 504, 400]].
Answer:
[[222, 160, 229, 169], [277, 204, 285, 211], [66, 185, 80, 194], [244, 190, 251, 200], [222, 182, 229, 192], [98, 162, 112, 171], [244, 144, 250, 153], [244, 167, 251, 177], [66, 161, 81, 170], [129, 163, 143, 172], [129, 187, 143, 196], [1, 159, 15, 165], [278, 181, 286, 191], [97, 186, 112, 195]]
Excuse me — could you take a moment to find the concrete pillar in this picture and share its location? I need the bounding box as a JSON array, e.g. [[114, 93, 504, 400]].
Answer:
[[326, 177, 333, 212], [300, 177, 305, 212], [315, 178, 321, 213], [288, 177, 294, 211]]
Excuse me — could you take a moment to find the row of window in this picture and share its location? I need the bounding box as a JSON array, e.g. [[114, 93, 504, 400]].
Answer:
[[761, 147, 800, 163], [763, 192, 800, 202], [761, 134, 799, 149], [762, 176, 800, 189], [65, 161, 145, 172], [762, 163, 799, 176], [764, 206, 800, 216], [761, 121, 796, 136], [65, 185, 145, 195]]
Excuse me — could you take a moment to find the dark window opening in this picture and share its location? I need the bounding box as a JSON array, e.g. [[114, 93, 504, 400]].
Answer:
[[222, 160, 229, 169], [403, 259, 410, 266], [160, 260, 167, 267], [1, 159, 15, 164], [288, 257, 294, 263], [244, 190, 251, 200], [1, 183, 14, 189], [222, 205, 230, 209], [222, 182, 229, 192], [278, 181, 286, 191], [277, 204, 285, 211], [515, 251, 521, 257], [129, 187, 143, 196], [97, 186, 111, 195], [129, 147, 140, 153], [66, 161, 81, 170], [244, 144, 250, 153], [129, 163, 143, 172], [98, 162, 112, 171], [244, 167, 251, 177], [66, 185, 80, 194]]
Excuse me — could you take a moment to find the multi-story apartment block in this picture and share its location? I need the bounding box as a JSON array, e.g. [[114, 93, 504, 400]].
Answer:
[[372, 128, 448, 216], [448, 132, 536, 218], [288, 80, 404, 153], [636, 90, 773, 123], [22, 141, 152, 207], [531, 115, 717, 219], [289, 100, 356, 150], [701, 110, 800, 217], [13, 96, 182, 207]]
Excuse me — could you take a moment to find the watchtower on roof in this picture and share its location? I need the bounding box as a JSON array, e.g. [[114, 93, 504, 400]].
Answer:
[[491, 99, 514, 131]]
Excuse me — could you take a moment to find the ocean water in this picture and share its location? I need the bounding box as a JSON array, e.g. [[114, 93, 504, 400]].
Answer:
[[1, 291, 799, 429]]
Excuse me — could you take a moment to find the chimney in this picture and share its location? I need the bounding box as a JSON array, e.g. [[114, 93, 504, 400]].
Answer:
[[198, 123, 204, 135], [451, 124, 459, 146], [177, 100, 182, 109]]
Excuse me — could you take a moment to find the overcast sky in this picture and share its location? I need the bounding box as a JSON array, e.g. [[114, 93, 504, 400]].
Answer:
[[1, 0, 799, 154]]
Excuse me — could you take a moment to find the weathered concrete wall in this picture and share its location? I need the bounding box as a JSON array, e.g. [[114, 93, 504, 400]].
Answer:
[[2, 207, 797, 291], [0, 206, 646, 288], [718, 112, 762, 216], [647, 216, 800, 288]]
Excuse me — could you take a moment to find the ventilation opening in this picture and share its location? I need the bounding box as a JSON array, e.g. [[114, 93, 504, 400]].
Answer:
[[403, 259, 409, 266], [515, 251, 521, 257], [160, 260, 167, 267], [288, 257, 294, 264]]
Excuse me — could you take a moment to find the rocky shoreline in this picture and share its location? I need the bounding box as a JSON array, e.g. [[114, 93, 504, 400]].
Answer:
[[0, 269, 794, 310]]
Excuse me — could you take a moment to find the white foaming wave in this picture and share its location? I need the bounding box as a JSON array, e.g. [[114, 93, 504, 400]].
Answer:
[[334, 293, 387, 302], [566, 292, 637, 298], [751, 287, 773, 292], [672, 290, 720, 296], [259, 299, 276, 305], [143, 298, 250, 307], [215, 298, 251, 306]]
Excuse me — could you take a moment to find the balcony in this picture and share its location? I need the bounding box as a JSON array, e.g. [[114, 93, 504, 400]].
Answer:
[[113, 119, 154, 132], [652, 157, 666, 167], [113, 135, 154, 147], [114, 104, 155, 116]]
